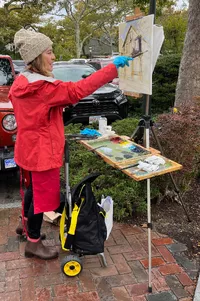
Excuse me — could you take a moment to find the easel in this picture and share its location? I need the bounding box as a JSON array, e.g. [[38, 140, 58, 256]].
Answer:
[[123, 6, 154, 293], [129, 5, 191, 224], [122, 4, 191, 294]]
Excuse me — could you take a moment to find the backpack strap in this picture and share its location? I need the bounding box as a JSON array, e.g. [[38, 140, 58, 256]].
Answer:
[[64, 196, 85, 250]]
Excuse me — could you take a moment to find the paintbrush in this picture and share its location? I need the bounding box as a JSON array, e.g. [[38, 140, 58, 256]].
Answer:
[[120, 163, 139, 171], [131, 50, 148, 58], [89, 145, 108, 151], [119, 152, 150, 170], [66, 134, 99, 140]]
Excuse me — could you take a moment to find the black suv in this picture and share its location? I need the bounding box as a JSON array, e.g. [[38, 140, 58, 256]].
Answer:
[[53, 63, 128, 125]]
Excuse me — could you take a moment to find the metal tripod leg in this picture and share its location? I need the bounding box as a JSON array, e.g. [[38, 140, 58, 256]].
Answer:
[[98, 253, 108, 267], [144, 116, 152, 293], [151, 125, 191, 222], [131, 119, 145, 144]]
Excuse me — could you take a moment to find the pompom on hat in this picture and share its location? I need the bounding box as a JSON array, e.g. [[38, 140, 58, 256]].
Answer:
[[14, 29, 53, 64]]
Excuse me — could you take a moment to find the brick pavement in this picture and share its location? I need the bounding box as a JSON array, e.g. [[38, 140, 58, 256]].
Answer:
[[0, 208, 198, 301]]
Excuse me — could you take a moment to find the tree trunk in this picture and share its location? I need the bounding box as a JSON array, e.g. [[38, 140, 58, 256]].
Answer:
[[75, 22, 81, 58], [175, 0, 200, 106], [109, 34, 113, 55]]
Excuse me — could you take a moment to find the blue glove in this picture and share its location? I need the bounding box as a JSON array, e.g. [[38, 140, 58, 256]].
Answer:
[[113, 56, 133, 69], [80, 128, 101, 137]]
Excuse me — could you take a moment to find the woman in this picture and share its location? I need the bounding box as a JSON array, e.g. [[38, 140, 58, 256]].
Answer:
[[9, 28, 132, 260]]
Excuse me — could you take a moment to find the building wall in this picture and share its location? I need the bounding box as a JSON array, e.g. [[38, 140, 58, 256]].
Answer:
[[84, 38, 118, 57]]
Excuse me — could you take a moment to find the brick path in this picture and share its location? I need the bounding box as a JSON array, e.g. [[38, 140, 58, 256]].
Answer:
[[0, 208, 198, 301]]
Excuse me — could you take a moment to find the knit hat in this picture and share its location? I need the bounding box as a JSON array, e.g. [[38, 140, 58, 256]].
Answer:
[[14, 29, 53, 64]]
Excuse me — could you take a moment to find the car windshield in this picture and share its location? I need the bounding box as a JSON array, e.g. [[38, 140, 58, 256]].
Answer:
[[88, 62, 101, 70], [0, 58, 14, 86], [88, 59, 113, 70], [13, 60, 25, 67], [53, 65, 96, 82]]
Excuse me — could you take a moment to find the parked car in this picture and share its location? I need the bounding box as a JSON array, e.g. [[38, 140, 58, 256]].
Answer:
[[53, 61, 70, 66], [13, 63, 21, 75], [0, 55, 17, 171], [68, 58, 88, 64], [53, 63, 128, 125], [12, 60, 25, 73], [88, 58, 119, 86]]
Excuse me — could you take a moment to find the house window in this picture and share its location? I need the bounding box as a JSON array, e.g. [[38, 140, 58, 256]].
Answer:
[[131, 35, 142, 57]]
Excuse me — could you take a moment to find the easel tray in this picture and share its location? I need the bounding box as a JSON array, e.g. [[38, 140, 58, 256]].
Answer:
[[80, 135, 182, 181], [116, 154, 182, 181]]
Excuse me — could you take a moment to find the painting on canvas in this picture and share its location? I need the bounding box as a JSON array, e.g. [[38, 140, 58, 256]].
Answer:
[[119, 14, 154, 95]]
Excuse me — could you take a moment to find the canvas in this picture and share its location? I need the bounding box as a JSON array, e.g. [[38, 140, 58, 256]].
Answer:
[[119, 14, 164, 96]]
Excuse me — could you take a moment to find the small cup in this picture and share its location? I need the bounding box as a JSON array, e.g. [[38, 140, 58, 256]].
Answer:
[[99, 117, 107, 134], [106, 126, 112, 132]]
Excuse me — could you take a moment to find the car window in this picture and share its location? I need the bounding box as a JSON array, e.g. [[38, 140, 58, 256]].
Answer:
[[88, 62, 101, 70], [0, 58, 14, 85], [53, 66, 96, 82], [100, 60, 113, 68], [13, 60, 25, 67]]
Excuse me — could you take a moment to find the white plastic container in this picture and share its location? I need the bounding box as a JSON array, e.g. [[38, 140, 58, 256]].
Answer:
[[98, 117, 107, 134]]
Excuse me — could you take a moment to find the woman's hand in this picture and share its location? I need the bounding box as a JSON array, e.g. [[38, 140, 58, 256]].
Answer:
[[113, 56, 133, 69]]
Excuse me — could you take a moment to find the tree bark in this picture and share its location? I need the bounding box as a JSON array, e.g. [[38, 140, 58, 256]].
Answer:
[[175, 0, 200, 106], [75, 22, 81, 58]]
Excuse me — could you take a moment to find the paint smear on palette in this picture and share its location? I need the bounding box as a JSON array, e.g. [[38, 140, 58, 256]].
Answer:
[[110, 137, 123, 144], [115, 157, 124, 161], [100, 147, 113, 154], [119, 141, 132, 147], [110, 137, 135, 148], [124, 154, 133, 159], [129, 145, 145, 153], [110, 137, 145, 153]]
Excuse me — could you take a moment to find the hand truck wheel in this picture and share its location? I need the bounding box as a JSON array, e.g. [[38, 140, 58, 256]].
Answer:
[[61, 255, 82, 277]]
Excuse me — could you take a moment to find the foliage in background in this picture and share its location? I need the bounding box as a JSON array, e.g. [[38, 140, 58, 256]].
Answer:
[[151, 53, 181, 113], [0, 0, 56, 55], [158, 10, 188, 54], [60, 120, 160, 221], [40, 22, 76, 60], [0, 7, 40, 55], [1, 0, 180, 59], [151, 100, 200, 195], [53, 0, 176, 58]]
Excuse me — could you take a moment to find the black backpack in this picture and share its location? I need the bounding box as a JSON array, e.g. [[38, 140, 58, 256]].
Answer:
[[64, 173, 107, 255]]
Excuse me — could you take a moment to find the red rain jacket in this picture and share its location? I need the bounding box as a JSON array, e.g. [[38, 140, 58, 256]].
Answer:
[[9, 64, 118, 171]]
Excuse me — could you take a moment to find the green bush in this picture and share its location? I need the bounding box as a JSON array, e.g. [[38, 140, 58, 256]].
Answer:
[[151, 53, 181, 113], [111, 118, 139, 137]]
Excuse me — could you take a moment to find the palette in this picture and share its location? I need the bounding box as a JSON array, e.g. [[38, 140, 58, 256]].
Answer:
[[80, 135, 182, 181], [80, 135, 151, 167]]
